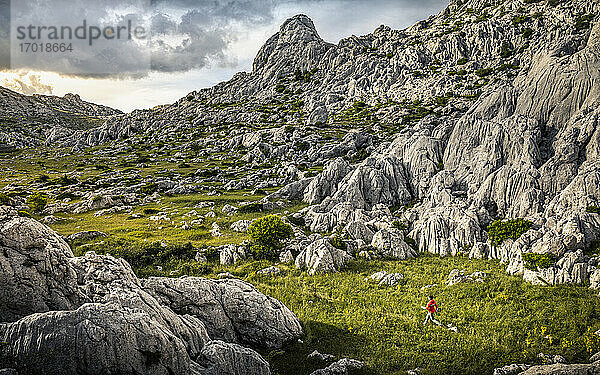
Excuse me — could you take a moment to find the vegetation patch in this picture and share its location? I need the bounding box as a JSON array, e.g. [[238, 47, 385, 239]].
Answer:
[[575, 14, 595, 31], [254, 256, 600, 375], [522, 252, 557, 271], [0, 192, 10, 205], [487, 218, 533, 246], [27, 191, 48, 212], [586, 206, 600, 214], [247, 215, 294, 261]]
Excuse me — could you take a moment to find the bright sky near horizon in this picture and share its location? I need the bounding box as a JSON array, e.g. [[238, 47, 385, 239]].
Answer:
[[0, 0, 447, 112]]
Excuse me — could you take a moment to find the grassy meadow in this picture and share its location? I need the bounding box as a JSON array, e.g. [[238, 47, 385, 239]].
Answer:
[[2, 147, 600, 375]]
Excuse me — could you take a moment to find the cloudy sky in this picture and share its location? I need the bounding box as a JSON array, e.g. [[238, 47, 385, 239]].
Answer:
[[0, 0, 447, 112]]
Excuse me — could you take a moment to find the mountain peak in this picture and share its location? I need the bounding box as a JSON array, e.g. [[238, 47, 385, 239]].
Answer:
[[278, 14, 322, 43], [252, 14, 329, 72]]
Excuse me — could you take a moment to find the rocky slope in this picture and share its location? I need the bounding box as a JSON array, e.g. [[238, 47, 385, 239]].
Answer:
[[2, 0, 600, 373], [8, 0, 600, 286], [0, 87, 121, 149], [55, 0, 600, 286]]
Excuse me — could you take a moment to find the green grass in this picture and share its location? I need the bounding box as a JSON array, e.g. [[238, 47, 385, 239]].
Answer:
[[49, 192, 307, 249], [56, 240, 600, 375], [239, 256, 600, 375]]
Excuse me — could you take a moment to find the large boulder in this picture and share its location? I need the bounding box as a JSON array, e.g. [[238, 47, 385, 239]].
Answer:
[[0, 303, 199, 375], [142, 276, 303, 350], [371, 229, 417, 259], [304, 158, 353, 205], [197, 341, 270, 375], [295, 238, 353, 275], [0, 208, 85, 322], [71, 252, 210, 358]]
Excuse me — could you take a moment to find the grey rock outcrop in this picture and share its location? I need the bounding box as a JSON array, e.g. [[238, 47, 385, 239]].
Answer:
[[0, 211, 302, 374], [366, 271, 404, 286], [197, 341, 270, 375], [295, 238, 353, 275], [304, 158, 353, 205], [0, 303, 197, 375], [371, 228, 417, 260], [142, 276, 303, 350], [0, 208, 84, 322], [309, 358, 365, 375], [519, 362, 600, 375]]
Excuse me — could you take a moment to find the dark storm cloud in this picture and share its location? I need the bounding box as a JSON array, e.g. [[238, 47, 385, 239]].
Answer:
[[2, 0, 448, 78], [148, 0, 278, 73]]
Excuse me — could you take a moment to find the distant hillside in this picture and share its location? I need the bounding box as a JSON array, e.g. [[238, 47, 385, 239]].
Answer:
[[0, 87, 121, 149]]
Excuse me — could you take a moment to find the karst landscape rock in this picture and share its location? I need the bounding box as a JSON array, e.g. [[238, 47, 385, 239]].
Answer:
[[2, 0, 600, 373]]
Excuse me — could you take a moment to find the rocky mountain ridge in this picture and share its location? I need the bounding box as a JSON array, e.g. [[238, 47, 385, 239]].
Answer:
[[4, 0, 600, 288], [0, 87, 121, 149]]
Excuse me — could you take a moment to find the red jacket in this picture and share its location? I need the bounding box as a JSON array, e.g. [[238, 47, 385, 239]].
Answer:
[[426, 300, 438, 313]]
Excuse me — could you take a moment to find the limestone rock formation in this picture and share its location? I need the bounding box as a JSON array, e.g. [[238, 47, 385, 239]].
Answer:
[[309, 358, 365, 375], [0, 209, 302, 374], [142, 276, 303, 350], [295, 238, 353, 275], [197, 341, 271, 375], [0, 303, 196, 375], [371, 228, 417, 260], [0, 207, 84, 322]]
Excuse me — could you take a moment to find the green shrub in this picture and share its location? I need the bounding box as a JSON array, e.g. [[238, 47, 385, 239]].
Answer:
[[487, 218, 533, 246], [27, 192, 48, 212], [586, 206, 600, 214], [238, 202, 264, 214], [329, 231, 347, 251], [457, 57, 469, 65], [522, 252, 557, 271], [522, 27, 533, 38], [247, 215, 293, 260], [0, 192, 10, 205], [476, 68, 494, 77], [512, 15, 529, 26], [143, 208, 160, 215], [392, 220, 408, 231], [139, 182, 158, 195]]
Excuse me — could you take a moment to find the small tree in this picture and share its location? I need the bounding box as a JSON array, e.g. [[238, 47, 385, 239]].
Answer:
[[190, 142, 202, 156], [27, 192, 48, 212], [0, 192, 10, 205], [247, 215, 293, 260]]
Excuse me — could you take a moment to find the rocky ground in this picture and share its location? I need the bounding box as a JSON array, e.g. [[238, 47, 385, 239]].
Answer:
[[2, 0, 600, 373]]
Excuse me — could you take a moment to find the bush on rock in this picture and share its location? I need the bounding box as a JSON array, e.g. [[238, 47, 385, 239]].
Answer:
[[487, 218, 533, 246]]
